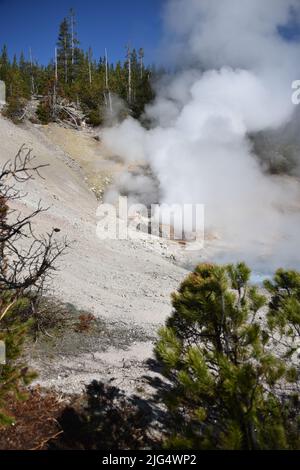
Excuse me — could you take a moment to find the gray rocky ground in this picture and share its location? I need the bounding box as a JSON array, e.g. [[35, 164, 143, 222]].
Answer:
[[0, 116, 189, 397]]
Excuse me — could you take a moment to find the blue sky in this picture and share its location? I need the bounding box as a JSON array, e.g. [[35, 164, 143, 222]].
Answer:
[[0, 0, 164, 65]]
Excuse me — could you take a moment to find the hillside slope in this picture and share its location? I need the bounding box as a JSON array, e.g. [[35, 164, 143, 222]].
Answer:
[[0, 116, 187, 394]]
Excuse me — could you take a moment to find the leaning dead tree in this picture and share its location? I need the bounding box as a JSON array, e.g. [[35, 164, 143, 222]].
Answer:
[[0, 145, 68, 307], [52, 97, 86, 129]]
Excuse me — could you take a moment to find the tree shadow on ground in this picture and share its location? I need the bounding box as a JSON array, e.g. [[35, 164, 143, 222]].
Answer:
[[50, 378, 166, 450]]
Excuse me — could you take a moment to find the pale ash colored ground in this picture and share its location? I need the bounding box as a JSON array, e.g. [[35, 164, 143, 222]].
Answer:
[[0, 117, 188, 395]]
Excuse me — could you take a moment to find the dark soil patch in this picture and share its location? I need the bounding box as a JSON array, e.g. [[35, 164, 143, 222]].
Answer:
[[25, 300, 155, 360], [0, 387, 66, 450]]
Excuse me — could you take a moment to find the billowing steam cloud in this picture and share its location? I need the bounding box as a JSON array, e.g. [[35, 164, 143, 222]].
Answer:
[[101, 0, 300, 271]]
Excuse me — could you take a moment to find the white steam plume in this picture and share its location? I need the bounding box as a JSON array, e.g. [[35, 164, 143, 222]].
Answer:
[[101, 0, 300, 271]]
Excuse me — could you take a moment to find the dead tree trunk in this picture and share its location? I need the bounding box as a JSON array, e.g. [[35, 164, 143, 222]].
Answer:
[[29, 47, 35, 96], [126, 44, 132, 104], [104, 48, 113, 114], [55, 47, 58, 82], [88, 47, 92, 86], [53, 47, 58, 118], [70, 8, 75, 67], [64, 36, 68, 84]]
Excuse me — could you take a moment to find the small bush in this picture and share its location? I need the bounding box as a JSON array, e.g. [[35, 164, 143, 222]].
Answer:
[[2, 96, 26, 124], [36, 100, 52, 124], [74, 313, 96, 333], [87, 109, 102, 127]]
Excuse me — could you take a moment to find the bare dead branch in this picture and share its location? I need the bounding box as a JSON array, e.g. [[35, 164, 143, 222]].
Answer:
[[0, 146, 68, 300]]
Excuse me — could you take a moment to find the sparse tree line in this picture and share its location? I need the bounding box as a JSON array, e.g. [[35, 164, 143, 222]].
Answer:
[[0, 10, 156, 126]]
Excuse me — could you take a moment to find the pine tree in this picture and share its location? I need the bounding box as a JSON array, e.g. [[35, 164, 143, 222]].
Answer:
[[0, 45, 8, 67], [131, 70, 154, 119], [0, 45, 9, 83], [265, 269, 300, 340], [19, 51, 26, 72], [69, 9, 80, 83], [138, 48, 144, 79], [57, 18, 72, 85], [155, 263, 300, 450]]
